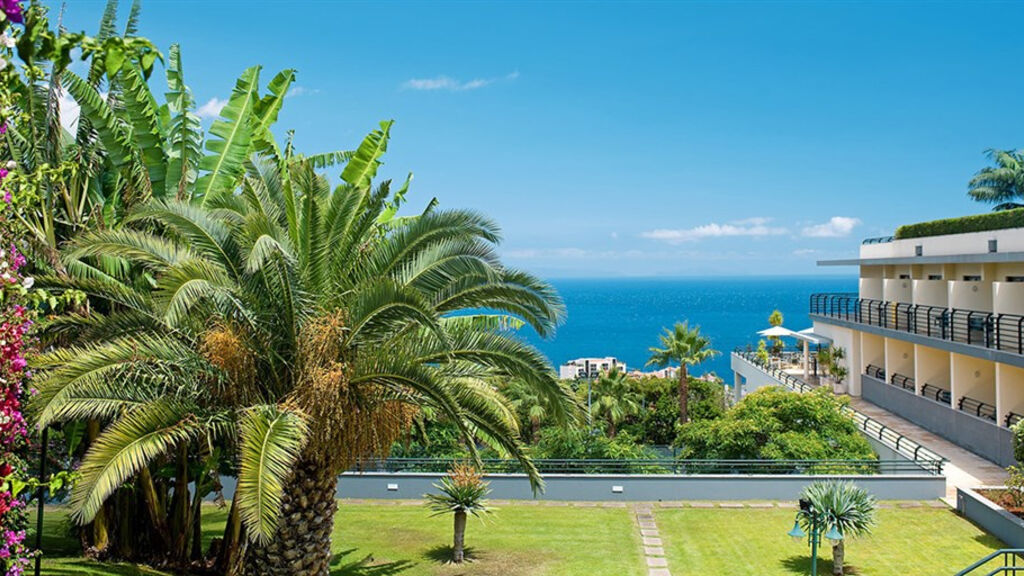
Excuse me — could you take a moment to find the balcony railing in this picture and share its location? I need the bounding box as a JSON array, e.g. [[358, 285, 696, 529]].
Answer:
[[1006, 412, 1024, 428], [920, 383, 952, 405], [865, 364, 886, 381], [958, 395, 997, 422], [890, 372, 915, 392], [810, 293, 1024, 355], [862, 235, 894, 245]]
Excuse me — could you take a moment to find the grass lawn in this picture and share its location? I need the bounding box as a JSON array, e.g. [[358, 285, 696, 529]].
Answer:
[[32, 501, 646, 576], [656, 505, 1005, 575]]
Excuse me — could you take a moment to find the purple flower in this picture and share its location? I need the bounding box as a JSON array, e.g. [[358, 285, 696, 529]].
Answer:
[[0, 1, 23, 24]]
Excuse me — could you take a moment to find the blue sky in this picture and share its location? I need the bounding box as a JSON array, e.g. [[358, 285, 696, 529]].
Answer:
[[51, 1, 1024, 277]]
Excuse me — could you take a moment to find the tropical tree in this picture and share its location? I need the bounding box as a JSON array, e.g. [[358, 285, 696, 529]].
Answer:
[[426, 464, 492, 563], [647, 321, 719, 425], [968, 149, 1024, 211], [798, 480, 877, 575], [31, 123, 574, 575], [503, 378, 574, 443], [589, 366, 640, 438], [768, 309, 785, 355]]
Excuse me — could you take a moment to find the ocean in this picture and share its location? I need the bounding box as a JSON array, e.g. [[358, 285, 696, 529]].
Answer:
[[523, 276, 858, 380]]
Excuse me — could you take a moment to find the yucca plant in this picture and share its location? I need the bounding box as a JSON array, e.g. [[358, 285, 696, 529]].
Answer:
[[799, 480, 877, 575], [426, 464, 493, 563]]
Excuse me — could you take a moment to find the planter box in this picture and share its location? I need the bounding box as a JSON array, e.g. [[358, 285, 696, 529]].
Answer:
[[957, 487, 1024, 547]]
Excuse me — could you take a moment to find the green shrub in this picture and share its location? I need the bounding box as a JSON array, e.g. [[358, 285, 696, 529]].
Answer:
[[894, 209, 1024, 240], [676, 387, 875, 461]]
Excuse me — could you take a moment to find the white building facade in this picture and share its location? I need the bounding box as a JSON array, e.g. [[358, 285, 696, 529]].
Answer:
[[558, 357, 626, 380]]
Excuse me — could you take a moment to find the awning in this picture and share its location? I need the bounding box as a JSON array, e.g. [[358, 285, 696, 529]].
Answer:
[[794, 327, 833, 346], [757, 326, 796, 338]]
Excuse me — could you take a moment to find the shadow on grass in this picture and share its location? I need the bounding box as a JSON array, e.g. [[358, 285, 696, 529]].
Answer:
[[422, 544, 481, 564], [330, 547, 415, 576], [39, 559, 161, 576], [781, 554, 853, 574]]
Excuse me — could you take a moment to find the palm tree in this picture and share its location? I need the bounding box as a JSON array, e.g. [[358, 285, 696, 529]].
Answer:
[[647, 321, 719, 425], [426, 464, 492, 563], [799, 480, 877, 575], [31, 124, 574, 575], [503, 378, 574, 443], [590, 366, 640, 438], [968, 149, 1024, 211]]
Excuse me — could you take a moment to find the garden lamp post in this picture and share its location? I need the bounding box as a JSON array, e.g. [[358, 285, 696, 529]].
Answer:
[[788, 498, 843, 576]]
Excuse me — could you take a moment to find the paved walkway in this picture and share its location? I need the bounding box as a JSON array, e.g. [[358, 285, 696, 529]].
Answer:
[[634, 505, 670, 576], [848, 397, 1008, 502]]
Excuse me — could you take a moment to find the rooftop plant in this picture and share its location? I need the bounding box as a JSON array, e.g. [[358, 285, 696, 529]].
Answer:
[[893, 208, 1024, 240]]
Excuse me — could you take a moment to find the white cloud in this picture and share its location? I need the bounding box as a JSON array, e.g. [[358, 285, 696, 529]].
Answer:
[[286, 86, 320, 98], [196, 97, 227, 119], [641, 218, 788, 244], [793, 248, 818, 256], [57, 90, 81, 133], [801, 216, 861, 238], [402, 71, 519, 92]]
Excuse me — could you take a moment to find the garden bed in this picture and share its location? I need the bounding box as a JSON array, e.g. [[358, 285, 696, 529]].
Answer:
[[977, 488, 1024, 519]]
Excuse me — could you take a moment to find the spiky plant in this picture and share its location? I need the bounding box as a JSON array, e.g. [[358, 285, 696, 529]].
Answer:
[[968, 149, 1024, 211], [31, 121, 574, 575], [426, 463, 493, 563], [799, 480, 877, 575], [646, 321, 719, 425]]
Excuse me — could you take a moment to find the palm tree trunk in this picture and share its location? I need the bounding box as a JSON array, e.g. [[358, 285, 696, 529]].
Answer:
[[452, 510, 467, 563], [243, 459, 338, 576], [832, 541, 844, 575], [678, 364, 689, 425], [608, 419, 617, 438]]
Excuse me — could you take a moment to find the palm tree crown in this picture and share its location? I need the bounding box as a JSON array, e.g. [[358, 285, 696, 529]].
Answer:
[[590, 366, 640, 437], [647, 321, 719, 425], [32, 124, 574, 564], [968, 149, 1024, 211]]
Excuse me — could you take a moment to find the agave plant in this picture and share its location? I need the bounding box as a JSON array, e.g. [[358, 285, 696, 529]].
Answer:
[[32, 118, 574, 575], [799, 480, 877, 575], [426, 463, 493, 563]]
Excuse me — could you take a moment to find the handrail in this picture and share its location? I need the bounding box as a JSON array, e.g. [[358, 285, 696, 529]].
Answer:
[[865, 364, 886, 380], [809, 293, 1024, 359], [890, 372, 915, 392], [921, 383, 952, 405], [862, 236, 894, 245], [734, 350, 946, 475], [1007, 412, 1024, 428], [354, 457, 931, 475], [955, 549, 1024, 575], [959, 395, 997, 422]]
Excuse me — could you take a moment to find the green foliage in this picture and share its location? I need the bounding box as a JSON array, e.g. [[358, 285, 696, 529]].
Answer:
[[1006, 465, 1024, 509], [531, 427, 658, 462], [967, 149, 1024, 211], [588, 367, 640, 437], [647, 321, 719, 372], [390, 420, 475, 459], [818, 345, 848, 385], [425, 464, 492, 518], [798, 479, 877, 540], [769, 310, 784, 327], [1012, 419, 1024, 464], [894, 208, 1024, 239], [756, 339, 770, 365], [676, 388, 876, 461]]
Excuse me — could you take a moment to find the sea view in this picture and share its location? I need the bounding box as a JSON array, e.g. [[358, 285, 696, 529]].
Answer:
[[527, 275, 857, 378]]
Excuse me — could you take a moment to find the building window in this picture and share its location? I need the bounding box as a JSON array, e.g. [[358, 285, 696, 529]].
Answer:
[[963, 275, 982, 281], [899, 274, 910, 279], [928, 274, 943, 280], [1007, 276, 1024, 283]]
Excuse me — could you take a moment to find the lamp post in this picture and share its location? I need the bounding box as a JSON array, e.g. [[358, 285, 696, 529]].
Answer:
[[787, 498, 843, 576]]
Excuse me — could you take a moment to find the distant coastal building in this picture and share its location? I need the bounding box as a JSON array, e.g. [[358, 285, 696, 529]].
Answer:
[[628, 366, 679, 379], [558, 357, 626, 379]]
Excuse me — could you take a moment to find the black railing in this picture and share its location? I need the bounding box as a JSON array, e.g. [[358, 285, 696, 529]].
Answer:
[[920, 383, 952, 405], [810, 293, 1024, 355], [866, 364, 886, 380], [353, 457, 935, 476], [959, 396, 997, 422], [862, 236, 894, 245], [890, 372, 915, 392], [1006, 412, 1024, 428], [734, 350, 946, 474]]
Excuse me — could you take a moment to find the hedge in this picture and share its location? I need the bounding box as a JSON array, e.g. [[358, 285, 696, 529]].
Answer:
[[894, 209, 1024, 240]]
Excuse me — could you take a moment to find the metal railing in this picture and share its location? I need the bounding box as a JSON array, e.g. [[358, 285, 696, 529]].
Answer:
[[1007, 412, 1024, 428], [810, 293, 1024, 355], [352, 457, 933, 476], [890, 372, 915, 392], [921, 383, 952, 405], [734, 351, 946, 474], [959, 395, 997, 422], [866, 364, 886, 380], [862, 236, 894, 245], [956, 549, 1024, 575]]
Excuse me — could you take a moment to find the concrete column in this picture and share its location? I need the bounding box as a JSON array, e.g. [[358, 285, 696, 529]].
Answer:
[[802, 340, 809, 380], [733, 371, 743, 401]]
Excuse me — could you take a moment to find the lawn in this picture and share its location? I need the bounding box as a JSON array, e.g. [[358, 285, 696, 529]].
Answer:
[[656, 505, 1004, 575], [32, 501, 646, 576]]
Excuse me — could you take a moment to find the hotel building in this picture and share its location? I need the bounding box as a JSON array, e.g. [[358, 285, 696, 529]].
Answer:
[[805, 221, 1024, 466], [558, 357, 626, 380]]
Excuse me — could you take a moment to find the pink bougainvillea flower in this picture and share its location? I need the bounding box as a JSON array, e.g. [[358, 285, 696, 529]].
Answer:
[[0, 0, 23, 24]]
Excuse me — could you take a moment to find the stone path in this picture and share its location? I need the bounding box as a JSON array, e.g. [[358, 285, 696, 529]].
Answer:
[[634, 505, 670, 576], [849, 398, 1008, 502]]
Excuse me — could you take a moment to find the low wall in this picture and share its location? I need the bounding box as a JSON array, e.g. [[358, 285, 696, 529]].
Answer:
[[957, 487, 1024, 547], [862, 374, 1014, 466], [330, 472, 944, 501]]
